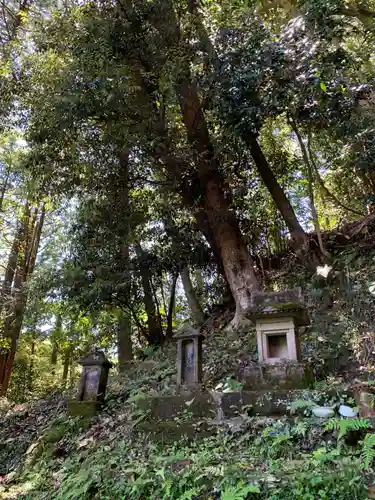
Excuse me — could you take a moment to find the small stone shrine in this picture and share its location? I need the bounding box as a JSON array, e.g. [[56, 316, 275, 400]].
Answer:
[[68, 350, 112, 416], [242, 288, 311, 389], [174, 324, 204, 388], [251, 288, 308, 364]]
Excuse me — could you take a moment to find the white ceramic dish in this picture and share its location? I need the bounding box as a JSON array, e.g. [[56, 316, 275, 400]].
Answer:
[[312, 406, 335, 418], [338, 404, 358, 418]]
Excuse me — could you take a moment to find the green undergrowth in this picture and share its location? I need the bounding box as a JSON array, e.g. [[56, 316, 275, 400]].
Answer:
[[1, 411, 369, 499], [2, 245, 375, 498]]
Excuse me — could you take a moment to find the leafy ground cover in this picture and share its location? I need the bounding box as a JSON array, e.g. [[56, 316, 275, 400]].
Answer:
[[1, 245, 375, 499]]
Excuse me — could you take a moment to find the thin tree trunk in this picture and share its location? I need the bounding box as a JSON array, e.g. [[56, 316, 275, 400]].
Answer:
[[181, 266, 205, 326], [166, 271, 179, 338], [51, 342, 58, 365], [0, 168, 10, 213], [135, 243, 164, 345], [51, 314, 62, 365], [28, 340, 35, 392], [306, 132, 364, 216], [247, 135, 309, 249], [62, 348, 70, 383], [0, 202, 30, 309], [117, 310, 133, 371], [290, 118, 329, 259], [0, 266, 27, 395]]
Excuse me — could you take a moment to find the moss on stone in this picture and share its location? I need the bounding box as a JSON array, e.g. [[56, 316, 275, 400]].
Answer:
[[67, 400, 100, 418], [136, 420, 216, 443]]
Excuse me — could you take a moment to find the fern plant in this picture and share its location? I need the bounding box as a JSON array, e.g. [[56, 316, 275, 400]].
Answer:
[[324, 417, 371, 440], [220, 482, 260, 500], [289, 399, 315, 416], [361, 433, 375, 468]]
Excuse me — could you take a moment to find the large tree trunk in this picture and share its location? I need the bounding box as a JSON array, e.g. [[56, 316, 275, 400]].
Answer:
[[117, 311, 133, 371], [0, 202, 30, 310], [115, 150, 134, 366], [183, 2, 307, 255], [0, 202, 45, 395], [176, 78, 259, 323], [181, 266, 205, 326], [247, 135, 309, 250], [135, 243, 164, 345]]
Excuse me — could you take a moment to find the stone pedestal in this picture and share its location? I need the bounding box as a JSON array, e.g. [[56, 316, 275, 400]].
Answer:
[[174, 324, 204, 388]]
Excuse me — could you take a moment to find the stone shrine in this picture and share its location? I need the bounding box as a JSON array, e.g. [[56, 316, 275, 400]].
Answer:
[[240, 288, 311, 389], [174, 324, 204, 387], [77, 350, 112, 402], [250, 289, 308, 364], [68, 350, 112, 417]]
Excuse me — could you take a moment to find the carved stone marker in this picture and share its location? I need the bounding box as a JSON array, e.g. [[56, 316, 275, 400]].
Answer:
[[174, 324, 204, 387], [249, 288, 309, 364], [77, 350, 112, 403]]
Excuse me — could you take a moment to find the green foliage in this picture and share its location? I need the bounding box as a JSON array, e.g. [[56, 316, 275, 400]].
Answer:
[[221, 482, 260, 499], [324, 418, 371, 440], [361, 433, 375, 469]]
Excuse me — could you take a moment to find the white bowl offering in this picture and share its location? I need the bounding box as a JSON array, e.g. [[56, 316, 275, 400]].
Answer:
[[338, 404, 358, 418], [312, 406, 335, 418]]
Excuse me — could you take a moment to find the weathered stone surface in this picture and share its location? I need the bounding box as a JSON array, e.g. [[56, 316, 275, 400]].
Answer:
[[211, 389, 317, 418], [174, 325, 204, 387], [77, 351, 112, 404], [136, 392, 216, 421], [249, 288, 309, 326], [67, 400, 101, 418], [237, 361, 313, 390], [136, 420, 216, 443]]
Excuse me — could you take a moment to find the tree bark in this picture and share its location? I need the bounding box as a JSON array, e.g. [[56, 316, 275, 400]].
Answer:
[[51, 342, 58, 365], [194, 268, 204, 298], [290, 119, 328, 260], [184, 1, 307, 255], [0, 202, 30, 310], [117, 310, 133, 371], [51, 314, 62, 365], [62, 348, 70, 383], [0, 202, 45, 395], [166, 271, 179, 338], [181, 266, 205, 326], [247, 135, 309, 249], [175, 78, 260, 323], [0, 168, 10, 214], [135, 243, 164, 345]]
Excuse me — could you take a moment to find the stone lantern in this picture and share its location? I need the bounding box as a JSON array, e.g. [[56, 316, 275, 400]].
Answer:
[[174, 324, 204, 387], [250, 288, 309, 364], [77, 350, 112, 403]]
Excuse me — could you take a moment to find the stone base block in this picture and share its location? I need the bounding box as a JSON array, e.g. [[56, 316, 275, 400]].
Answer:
[[136, 420, 217, 443], [238, 361, 313, 390], [68, 400, 101, 418], [211, 389, 313, 418], [135, 391, 216, 421]]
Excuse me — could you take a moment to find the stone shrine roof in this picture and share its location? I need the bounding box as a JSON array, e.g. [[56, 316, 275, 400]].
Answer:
[[79, 350, 113, 367], [173, 323, 205, 340], [248, 288, 309, 326]]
